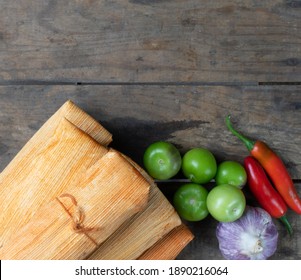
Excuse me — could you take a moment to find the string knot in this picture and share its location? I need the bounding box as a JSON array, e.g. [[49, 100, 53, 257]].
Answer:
[[56, 193, 102, 245]]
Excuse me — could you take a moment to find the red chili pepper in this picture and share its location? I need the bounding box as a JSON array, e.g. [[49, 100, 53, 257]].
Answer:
[[244, 156, 292, 234], [226, 115, 301, 215]]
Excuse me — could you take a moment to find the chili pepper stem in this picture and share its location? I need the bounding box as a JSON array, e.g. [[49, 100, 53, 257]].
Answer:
[[225, 115, 256, 152], [279, 216, 293, 236]]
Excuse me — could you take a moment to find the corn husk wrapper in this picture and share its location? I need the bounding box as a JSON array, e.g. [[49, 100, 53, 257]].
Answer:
[[0, 100, 112, 250], [88, 182, 181, 260], [0, 100, 193, 259], [87, 156, 182, 260], [0, 116, 110, 249], [0, 100, 112, 178], [0, 149, 150, 259], [137, 224, 194, 260]]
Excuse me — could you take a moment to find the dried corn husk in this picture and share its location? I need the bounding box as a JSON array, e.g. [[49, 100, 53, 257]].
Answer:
[[0, 149, 150, 259], [86, 156, 182, 260], [59, 100, 112, 145], [1, 100, 112, 178], [0, 100, 193, 260], [0, 111, 110, 249], [101, 156, 194, 260], [137, 224, 194, 260], [87, 181, 181, 260]]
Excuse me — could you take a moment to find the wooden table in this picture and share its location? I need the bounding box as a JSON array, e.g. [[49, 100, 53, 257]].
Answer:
[[0, 0, 300, 260]]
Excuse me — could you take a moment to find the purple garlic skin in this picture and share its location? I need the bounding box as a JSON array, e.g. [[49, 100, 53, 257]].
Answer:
[[216, 206, 278, 260]]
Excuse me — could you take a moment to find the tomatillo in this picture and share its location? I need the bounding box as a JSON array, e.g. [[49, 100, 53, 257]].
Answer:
[[143, 141, 182, 180], [215, 161, 247, 189], [206, 184, 246, 222], [173, 183, 209, 222], [182, 147, 217, 184]]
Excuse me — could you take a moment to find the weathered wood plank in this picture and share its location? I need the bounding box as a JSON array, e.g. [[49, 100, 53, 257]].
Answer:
[[0, 0, 300, 83], [0, 85, 300, 179]]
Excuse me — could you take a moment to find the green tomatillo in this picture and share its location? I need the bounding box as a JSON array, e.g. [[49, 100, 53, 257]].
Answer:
[[182, 147, 217, 184], [206, 184, 246, 222], [215, 161, 247, 189], [143, 141, 182, 180], [173, 183, 209, 222]]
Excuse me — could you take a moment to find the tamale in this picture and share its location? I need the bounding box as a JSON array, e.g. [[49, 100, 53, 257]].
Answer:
[[123, 163, 193, 261], [60, 100, 112, 145], [87, 156, 182, 260], [0, 117, 109, 249], [137, 224, 194, 260], [0, 100, 193, 259], [0, 149, 150, 259], [87, 182, 181, 260], [0, 100, 112, 179], [86, 152, 193, 260]]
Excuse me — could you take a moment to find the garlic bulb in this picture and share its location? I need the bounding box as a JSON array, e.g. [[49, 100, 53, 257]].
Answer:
[[216, 206, 278, 260]]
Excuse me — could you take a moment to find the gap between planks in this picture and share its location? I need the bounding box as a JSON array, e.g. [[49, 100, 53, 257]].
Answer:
[[0, 80, 301, 87]]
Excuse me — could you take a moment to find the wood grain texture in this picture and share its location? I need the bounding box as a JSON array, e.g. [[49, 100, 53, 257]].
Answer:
[[0, 85, 300, 178], [0, 0, 300, 83]]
